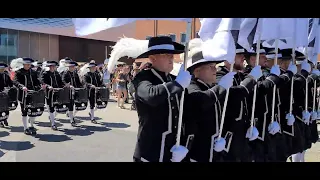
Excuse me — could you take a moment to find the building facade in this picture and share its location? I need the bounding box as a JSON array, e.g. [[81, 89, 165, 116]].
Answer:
[[0, 18, 202, 64]]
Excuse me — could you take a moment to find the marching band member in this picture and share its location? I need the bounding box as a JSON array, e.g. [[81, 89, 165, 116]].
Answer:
[[244, 45, 282, 162], [0, 63, 13, 127], [181, 39, 239, 162], [264, 49, 297, 162], [83, 62, 106, 124], [291, 55, 312, 162], [61, 61, 83, 127], [216, 44, 262, 162], [131, 36, 191, 162], [32, 61, 43, 78], [12, 57, 44, 135], [40, 61, 65, 131]]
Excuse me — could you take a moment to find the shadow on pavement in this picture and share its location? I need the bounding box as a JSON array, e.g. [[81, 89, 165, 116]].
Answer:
[[61, 128, 94, 137], [35, 134, 72, 142], [76, 116, 102, 121], [98, 122, 130, 129], [56, 118, 84, 124], [0, 140, 34, 151], [80, 125, 111, 132], [0, 131, 10, 138], [35, 121, 64, 128], [10, 126, 24, 133]]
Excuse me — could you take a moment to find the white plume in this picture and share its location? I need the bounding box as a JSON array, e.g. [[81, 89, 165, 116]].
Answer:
[[42, 61, 49, 71], [179, 38, 203, 60], [57, 59, 68, 73], [79, 63, 90, 82], [107, 37, 149, 73], [170, 62, 183, 76], [10, 58, 24, 72]]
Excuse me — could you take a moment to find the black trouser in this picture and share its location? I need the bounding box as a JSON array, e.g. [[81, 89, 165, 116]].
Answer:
[[20, 103, 28, 116], [89, 89, 96, 109], [68, 99, 74, 111], [46, 91, 55, 113]]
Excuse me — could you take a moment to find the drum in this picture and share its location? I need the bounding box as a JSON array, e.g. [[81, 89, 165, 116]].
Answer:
[[25, 89, 45, 117], [0, 91, 9, 121], [96, 87, 109, 109], [74, 88, 88, 111], [53, 87, 71, 113], [7, 87, 18, 111]]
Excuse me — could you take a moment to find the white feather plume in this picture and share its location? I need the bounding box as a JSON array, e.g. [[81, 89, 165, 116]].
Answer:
[[79, 63, 90, 82], [57, 59, 68, 73], [179, 38, 203, 60], [10, 58, 24, 72], [107, 37, 149, 73], [170, 62, 183, 76], [42, 61, 50, 71]]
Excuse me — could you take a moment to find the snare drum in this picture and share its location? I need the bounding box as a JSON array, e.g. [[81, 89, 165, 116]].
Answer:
[[0, 91, 9, 121], [96, 87, 109, 109], [52, 87, 71, 113], [74, 88, 88, 111], [7, 87, 18, 111], [25, 89, 45, 117]]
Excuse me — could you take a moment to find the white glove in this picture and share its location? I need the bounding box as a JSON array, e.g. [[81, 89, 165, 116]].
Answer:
[[287, 62, 297, 75], [268, 121, 280, 135], [302, 110, 311, 124], [311, 111, 317, 122], [213, 137, 226, 152], [48, 86, 53, 90], [249, 65, 262, 81], [311, 69, 320, 76], [218, 72, 236, 89], [70, 85, 74, 89], [175, 64, 191, 89], [301, 61, 311, 73], [270, 65, 281, 76], [22, 87, 28, 91], [286, 113, 295, 126], [317, 110, 320, 120], [246, 126, 259, 141], [170, 145, 189, 162], [91, 85, 96, 88]]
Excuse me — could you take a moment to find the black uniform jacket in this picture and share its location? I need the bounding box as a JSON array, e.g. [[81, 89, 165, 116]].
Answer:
[[307, 73, 320, 144], [131, 68, 183, 162], [61, 70, 83, 88], [216, 66, 256, 159], [84, 71, 105, 89], [244, 65, 280, 141], [0, 73, 13, 92], [13, 68, 41, 101], [182, 78, 226, 162], [40, 71, 64, 88]]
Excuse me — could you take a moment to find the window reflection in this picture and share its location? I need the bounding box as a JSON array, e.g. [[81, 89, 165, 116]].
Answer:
[[0, 28, 18, 64]]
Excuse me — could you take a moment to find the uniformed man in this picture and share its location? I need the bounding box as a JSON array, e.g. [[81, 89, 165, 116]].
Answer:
[[131, 36, 191, 162], [40, 61, 65, 131], [181, 39, 248, 162], [291, 55, 312, 162], [83, 62, 106, 124], [61, 61, 83, 127], [243, 45, 283, 162], [263, 48, 298, 162], [0, 63, 13, 127], [215, 44, 263, 162], [12, 57, 45, 135]]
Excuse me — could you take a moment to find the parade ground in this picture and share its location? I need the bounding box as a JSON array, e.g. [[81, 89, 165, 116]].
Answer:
[[0, 97, 319, 162]]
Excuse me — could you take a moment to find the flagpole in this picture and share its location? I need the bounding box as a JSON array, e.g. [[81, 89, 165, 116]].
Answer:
[[249, 32, 262, 133], [289, 19, 297, 115], [270, 39, 279, 124], [176, 21, 192, 146]]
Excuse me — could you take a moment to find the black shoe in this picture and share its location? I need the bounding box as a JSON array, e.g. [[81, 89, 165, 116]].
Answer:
[[71, 119, 77, 127], [51, 125, 58, 131], [3, 120, 8, 126], [91, 119, 97, 124], [29, 127, 37, 135], [24, 129, 32, 135]]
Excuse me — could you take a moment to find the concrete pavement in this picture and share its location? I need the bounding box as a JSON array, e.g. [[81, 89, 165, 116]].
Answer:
[[0, 96, 319, 162]]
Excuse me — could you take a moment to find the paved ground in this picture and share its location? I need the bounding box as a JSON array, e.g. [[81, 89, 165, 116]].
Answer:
[[0, 96, 319, 162]]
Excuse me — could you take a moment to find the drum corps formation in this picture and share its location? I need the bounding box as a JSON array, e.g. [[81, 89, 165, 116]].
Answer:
[[1, 18, 320, 162], [0, 57, 109, 135]]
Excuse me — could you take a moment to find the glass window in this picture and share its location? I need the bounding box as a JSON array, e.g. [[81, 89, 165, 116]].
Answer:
[[180, 33, 186, 44], [0, 28, 7, 63], [169, 34, 176, 42], [7, 29, 18, 62]]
